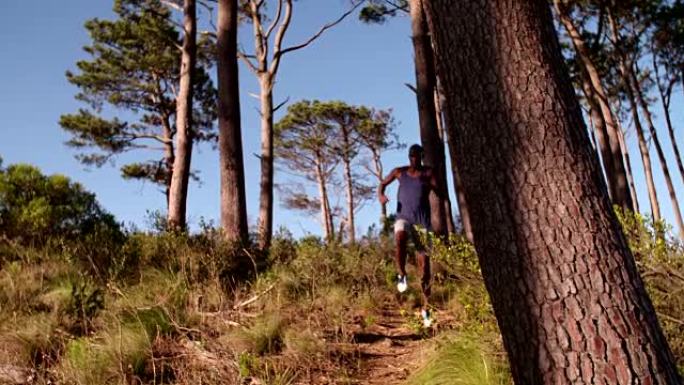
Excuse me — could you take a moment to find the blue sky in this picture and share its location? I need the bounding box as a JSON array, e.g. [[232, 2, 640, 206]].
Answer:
[[1, 1, 682, 238]]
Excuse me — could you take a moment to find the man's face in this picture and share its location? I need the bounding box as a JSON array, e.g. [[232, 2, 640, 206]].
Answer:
[[409, 150, 422, 165]]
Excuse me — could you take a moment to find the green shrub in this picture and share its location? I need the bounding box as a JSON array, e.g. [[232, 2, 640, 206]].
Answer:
[[0, 163, 122, 245]]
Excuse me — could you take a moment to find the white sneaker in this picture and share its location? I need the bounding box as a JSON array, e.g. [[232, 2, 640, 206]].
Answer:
[[421, 309, 432, 328], [397, 274, 408, 293]]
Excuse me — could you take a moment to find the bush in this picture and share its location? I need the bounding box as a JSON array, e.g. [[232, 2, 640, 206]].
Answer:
[[0, 163, 122, 245]]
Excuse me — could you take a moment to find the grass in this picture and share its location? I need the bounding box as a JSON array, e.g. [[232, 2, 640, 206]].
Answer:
[[1, 212, 682, 384], [407, 333, 510, 385]]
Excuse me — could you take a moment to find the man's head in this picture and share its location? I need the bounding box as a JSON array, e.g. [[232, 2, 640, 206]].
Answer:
[[408, 144, 423, 167]]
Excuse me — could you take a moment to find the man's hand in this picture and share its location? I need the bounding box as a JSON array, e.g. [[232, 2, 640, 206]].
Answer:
[[378, 194, 389, 205]]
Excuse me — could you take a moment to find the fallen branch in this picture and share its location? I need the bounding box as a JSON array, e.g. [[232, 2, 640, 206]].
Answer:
[[233, 283, 277, 310]]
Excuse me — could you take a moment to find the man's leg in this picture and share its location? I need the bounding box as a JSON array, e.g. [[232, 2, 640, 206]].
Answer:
[[413, 226, 432, 324], [394, 220, 409, 277], [416, 250, 431, 308]]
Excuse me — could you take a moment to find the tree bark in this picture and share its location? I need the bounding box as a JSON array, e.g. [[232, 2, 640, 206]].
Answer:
[[553, 0, 633, 212], [629, 65, 684, 239], [423, 0, 681, 383], [409, 0, 448, 236], [257, 76, 275, 249], [217, 0, 248, 243], [168, 0, 196, 231]]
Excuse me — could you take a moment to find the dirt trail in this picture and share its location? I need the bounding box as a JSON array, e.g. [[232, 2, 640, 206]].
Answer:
[[325, 294, 457, 385]]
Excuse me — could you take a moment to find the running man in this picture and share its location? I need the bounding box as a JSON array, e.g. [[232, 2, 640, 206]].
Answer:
[[377, 144, 440, 327]]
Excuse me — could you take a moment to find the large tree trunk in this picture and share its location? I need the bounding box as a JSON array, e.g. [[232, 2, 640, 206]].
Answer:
[[630, 66, 684, 239], [168, 0, 196, 231], [553, 0, 633, 212], [257, 76, 274, 249], [217, 0, 248, 243], [409, 0, 448, 236], [423, 0, 681, 383]]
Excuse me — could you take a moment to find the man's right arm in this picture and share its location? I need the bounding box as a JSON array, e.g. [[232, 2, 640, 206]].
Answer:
[[378, 168, 399, 204]]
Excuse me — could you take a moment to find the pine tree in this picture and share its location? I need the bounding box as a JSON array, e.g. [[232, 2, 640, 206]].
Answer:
[[60, 0, 217, 212]]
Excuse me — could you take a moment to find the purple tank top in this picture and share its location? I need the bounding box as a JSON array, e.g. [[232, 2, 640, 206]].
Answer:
[[396, 169, 431, 230]]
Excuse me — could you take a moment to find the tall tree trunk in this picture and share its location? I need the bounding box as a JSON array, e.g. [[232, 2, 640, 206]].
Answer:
[[434, 86, 457, 234], [342, 158, 355, 243], [662, 93, 684, 186], [630, 66, 684, 239], [617, 118, 640, 214], [168, 0, 196, 231], [371, 150, 388, 228], [580, 68, 615, 201], [423, 0, 681, 383], [654, 59, 684, 186], [315, 160, 333, 241], [257, 76, 274, 249], [437, 81, 474, 242], [607, 12, 661, 223], [409, 0, 448, 235], [217, 0, 248, 243], [161, 115, 175, 208], [553, 0, 633, 212]]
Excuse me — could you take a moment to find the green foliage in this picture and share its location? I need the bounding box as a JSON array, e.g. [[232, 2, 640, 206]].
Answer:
[[407, 333, 511, 385], [614, 206, 674, 259], [615, 207, 684, 371], [0, 163, 121, 246], [359, 0, 408, 24], [60, 0, 217, 190], [66, 279, 105, 336]]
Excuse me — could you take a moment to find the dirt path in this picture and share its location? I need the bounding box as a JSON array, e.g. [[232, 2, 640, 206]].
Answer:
[[329, 295, 457, 385]]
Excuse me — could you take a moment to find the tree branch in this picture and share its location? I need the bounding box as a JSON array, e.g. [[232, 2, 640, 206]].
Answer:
[[238, 51, 260, 73], [264, 0, 285, 39], [268, 0, 294, 77], [160, 0, 183, 11], [273, 96, 290, 112], [277, 0, 364, 57]]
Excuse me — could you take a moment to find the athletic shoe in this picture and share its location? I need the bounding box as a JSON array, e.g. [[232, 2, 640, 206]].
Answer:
[[421, 308, 432, 328], [397, 274, 408, 293]]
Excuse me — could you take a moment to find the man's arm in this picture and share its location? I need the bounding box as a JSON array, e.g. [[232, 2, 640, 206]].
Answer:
[[378, 168, 400, 205]]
